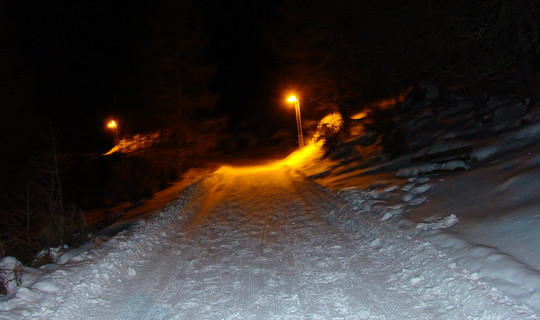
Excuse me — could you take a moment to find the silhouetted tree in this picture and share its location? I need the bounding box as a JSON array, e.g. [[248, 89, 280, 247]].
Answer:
[[272, 0, 540, 119], [422, 1, 540, 109], [0, 124, 86, 264], [269, 1, 370, 128], [124, 0, 223, 180]]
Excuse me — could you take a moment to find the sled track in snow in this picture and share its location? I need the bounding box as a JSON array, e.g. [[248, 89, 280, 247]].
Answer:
[[2, 166, 537, 319]]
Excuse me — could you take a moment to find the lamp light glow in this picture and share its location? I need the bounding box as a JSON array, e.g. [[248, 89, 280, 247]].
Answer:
[[286, 94, 304, 148], [287, 95, 297, 103]]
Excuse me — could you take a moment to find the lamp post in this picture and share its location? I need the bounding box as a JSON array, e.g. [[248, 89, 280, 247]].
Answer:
[[107, 120, 118, 144], [287, 95, 304, 148]]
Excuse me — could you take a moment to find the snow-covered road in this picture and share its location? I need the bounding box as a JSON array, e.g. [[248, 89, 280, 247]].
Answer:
[[1, 165, 536, 319]]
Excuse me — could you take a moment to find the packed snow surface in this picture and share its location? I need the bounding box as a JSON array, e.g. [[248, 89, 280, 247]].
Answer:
[[1, 164, 537, 319]]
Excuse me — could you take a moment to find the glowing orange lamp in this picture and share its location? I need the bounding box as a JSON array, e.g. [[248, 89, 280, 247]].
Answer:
[[107, 120, 119, 144], [287, 95, 304, 148]]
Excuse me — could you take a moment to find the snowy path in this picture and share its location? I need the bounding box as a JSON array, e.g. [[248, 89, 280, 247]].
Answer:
[[1, 166, 537, 319]]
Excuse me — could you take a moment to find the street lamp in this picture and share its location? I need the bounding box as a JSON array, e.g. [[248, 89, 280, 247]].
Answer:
[[107, 120, 118, 144], [287, 95, 304, 148]]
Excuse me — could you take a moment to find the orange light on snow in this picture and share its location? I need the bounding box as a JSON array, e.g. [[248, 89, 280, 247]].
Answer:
[[278, 144, 318, 167], [216, 144, 320, 175], [351, 112, 367, 120]]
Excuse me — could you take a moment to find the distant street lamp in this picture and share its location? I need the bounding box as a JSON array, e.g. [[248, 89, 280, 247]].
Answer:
[[287, 95, 304, 148], [107, 120, 118, 144]]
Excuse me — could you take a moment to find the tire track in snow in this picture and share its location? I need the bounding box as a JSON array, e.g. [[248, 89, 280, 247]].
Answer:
[[290, 176, 430, 318], [292, 171, 535, 319], [4, 167, 537, 319], [227, 173, 291, 318], [74, 187, 205, 320], [46, 183, 203, 320]]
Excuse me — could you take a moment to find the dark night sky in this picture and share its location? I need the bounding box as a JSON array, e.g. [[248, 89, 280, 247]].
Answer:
[[1, 0, 295, 158], [2, 2, 151, 152], [204, 1, 283, 129]]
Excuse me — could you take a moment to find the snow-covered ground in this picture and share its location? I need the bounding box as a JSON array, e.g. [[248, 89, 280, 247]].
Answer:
[[298, 96, 540, 316], [1, 94, 540, 319]]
